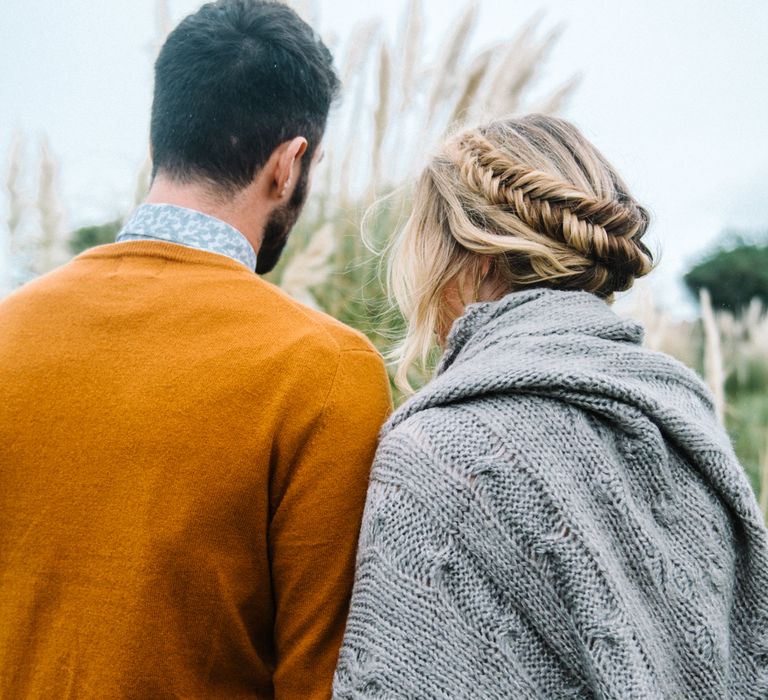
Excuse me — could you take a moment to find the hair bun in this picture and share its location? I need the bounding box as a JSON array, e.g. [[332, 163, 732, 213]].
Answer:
[[451, 127, 654, 295]]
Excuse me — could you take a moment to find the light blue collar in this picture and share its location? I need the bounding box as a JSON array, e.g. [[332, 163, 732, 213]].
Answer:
[[116, 203, 257, 271]]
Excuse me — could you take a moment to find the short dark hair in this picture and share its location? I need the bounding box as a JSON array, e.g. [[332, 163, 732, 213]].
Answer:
[[150, 0, 340, 195]]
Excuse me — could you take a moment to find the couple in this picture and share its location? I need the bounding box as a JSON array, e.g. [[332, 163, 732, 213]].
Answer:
[[1, 1, 766, 699]]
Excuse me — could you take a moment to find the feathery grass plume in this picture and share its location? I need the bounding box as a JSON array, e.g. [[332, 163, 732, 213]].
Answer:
[[279, 223, 336, 310], [700, 288, 726, 423], [486, 20, 563, 117], [2, 133, 26, 294], [287, 0, 320, 27], [628, 284, 670, 351], [396, 0, 424, 114], [152, 0, 172, 57], [369, 43, 392, 197], [36, 137, 65, 276], [1, 135, 26, 296], [480, 13, 540, 113], [760, 434, 768, 522], [133, 155, 152, 208], [533, 73, 581, 115], [425, 2, 479, 125], [5, 133, 25, 251], [339, 18, 382, 87], [448, 47, 495, 126], [336, 19, 382, 204], [0, 235, 10, 299]]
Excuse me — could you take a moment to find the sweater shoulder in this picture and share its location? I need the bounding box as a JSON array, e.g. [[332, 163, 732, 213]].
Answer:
[[376, 405, 503, 485], [251, 276, 376, 356], [4, 249, 378, 360]]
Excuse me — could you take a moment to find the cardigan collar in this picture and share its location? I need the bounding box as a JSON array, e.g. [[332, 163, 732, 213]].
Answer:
[[385, 287, 714, 437]]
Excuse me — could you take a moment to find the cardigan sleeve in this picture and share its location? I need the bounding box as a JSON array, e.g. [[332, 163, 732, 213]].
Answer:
[[270, 346, 392, 700]]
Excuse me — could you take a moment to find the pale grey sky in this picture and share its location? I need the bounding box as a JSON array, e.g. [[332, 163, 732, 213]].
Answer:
[[2, 0, 767, 312]]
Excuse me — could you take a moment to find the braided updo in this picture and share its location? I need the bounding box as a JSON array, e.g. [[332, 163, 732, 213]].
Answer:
[[390, 114, 656, 392]]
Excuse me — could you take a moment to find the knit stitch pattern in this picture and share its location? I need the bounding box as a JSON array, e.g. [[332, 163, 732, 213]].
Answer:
[[334, 288, 768, 699]]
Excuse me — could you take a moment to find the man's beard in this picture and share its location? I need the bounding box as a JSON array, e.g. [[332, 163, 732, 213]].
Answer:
[[255, 166, 310, 275]]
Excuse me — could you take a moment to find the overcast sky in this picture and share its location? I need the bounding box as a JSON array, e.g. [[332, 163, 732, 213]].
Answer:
[[1, 0, 767, 313]]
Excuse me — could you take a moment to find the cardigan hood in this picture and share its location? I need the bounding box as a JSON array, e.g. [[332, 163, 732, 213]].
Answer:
[[392, 287, 704, 426], [389, 287, 760, 528]]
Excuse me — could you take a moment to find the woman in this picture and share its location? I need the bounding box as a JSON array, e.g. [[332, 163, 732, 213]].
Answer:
[[333, 115, 768, 699]]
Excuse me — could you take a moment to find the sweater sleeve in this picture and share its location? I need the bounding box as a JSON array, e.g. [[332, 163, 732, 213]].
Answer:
[[270, 346, 392, 700]]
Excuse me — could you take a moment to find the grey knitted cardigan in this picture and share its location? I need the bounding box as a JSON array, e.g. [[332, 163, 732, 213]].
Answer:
[[333, 288, 768, 699]]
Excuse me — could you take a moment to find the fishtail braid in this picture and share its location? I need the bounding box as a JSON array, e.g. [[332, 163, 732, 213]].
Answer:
[[451, 130, 653, 280]]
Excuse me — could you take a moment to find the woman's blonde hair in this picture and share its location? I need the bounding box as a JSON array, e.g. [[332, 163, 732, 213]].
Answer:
[[389, 113, 655, 393]]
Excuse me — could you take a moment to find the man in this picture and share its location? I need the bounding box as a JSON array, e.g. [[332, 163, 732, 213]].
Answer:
[[0, 1, 391, 698]]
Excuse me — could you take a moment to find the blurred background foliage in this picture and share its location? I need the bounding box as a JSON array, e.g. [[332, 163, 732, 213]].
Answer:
[[70, 220, 123, 256], [1, 0, 766, 517], [684, 233, 768, 313]]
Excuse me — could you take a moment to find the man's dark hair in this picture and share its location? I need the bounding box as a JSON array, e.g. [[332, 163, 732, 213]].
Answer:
[[150, 0, 340, 195]]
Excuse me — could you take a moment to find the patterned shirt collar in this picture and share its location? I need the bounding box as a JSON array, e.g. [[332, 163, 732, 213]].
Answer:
[[116, 203, 257, 271]]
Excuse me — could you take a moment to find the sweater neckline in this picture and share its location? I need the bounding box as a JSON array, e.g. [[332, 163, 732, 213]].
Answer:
[[76, 239, 257, 273]]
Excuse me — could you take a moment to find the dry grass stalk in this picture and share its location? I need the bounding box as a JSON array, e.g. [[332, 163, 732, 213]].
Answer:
[[487, 22, 562, 116], [370, 43, 392, 196], [629, 284, 671, 352], [533, 73, 581, 115], [760, 435, 768, 521], [0, 136, 25, 296], [448, 47, 495, 126], [396, 0, 424, 113], [426, 2, 479, 124], [339, 19, 381, 86], [134, 155, 152, 208], [287, 0, 320, 27], [36, 138, 64, 275], [152, 0, 172, 57], [336, 20, 382, 204], [481, 14, 540, 113], [700, 288, 726, 423], [5, 134, 25, 257], [279, 223, 336, 310]]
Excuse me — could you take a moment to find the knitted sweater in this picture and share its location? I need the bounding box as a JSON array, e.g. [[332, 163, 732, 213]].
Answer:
[[334, 288, 768, 699]]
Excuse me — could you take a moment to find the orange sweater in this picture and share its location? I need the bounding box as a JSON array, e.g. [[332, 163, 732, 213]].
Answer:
[[0, 241, 392, 699]]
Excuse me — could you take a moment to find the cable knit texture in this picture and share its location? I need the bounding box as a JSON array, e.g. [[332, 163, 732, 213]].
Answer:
[[333, 288, 768, 699]]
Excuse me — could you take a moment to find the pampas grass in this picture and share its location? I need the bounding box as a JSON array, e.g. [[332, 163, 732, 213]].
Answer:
[[700, 288, 726, 423], [2, 0, 764, 516], [1, 134, 25, 294], [760, 435, 768, 521], [2, 135, 67, 285], [5, 134, 24, 252], [270, 0, 577, 342], [279, 222, 336, 310], [36, 138, 65, 276]]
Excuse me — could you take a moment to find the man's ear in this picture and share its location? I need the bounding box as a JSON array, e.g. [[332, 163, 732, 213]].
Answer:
[[274, 137, 308, 199]]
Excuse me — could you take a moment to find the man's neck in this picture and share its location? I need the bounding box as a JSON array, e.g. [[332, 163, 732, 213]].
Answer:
[[145, 176, 266, 254]]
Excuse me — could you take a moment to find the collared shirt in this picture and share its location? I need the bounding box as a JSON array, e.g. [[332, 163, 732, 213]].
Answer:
[[116, 203, 257, 271]]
